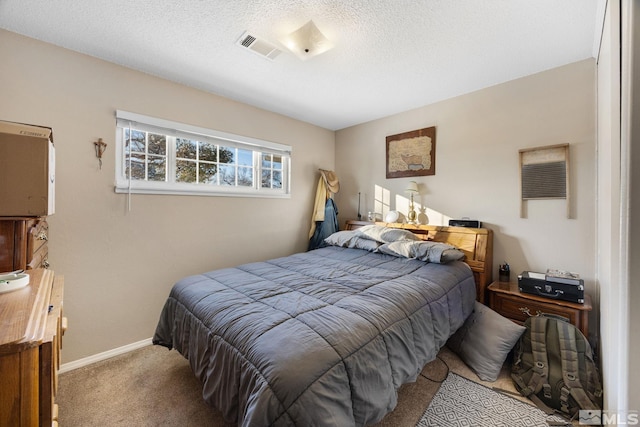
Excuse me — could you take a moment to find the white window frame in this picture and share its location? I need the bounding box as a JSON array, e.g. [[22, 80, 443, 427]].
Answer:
[[115, 111, 291, 198]]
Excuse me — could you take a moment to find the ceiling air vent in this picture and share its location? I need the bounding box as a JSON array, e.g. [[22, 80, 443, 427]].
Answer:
[[236, 31, 282, 61]]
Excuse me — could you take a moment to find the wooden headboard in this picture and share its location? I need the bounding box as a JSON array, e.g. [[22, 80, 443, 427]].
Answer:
[[344, 221, 494, 304]]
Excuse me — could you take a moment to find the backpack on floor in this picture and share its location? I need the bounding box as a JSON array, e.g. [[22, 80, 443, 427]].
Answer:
[[511, 314, 603, 418]]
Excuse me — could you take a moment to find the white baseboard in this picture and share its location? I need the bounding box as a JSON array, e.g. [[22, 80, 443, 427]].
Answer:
[[59, 338, 153, 374]]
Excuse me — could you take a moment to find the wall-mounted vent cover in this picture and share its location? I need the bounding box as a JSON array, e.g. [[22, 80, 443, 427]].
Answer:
[[519, 143, 570, 218], [236, 32, 281, 60], [521, 161, 567, 199]]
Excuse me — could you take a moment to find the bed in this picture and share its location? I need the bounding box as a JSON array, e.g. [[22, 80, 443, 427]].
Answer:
[[153, 222, 493, 426]]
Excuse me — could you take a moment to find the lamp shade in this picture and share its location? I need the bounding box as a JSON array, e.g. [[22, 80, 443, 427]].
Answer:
[[405, 181, 419, 193], [280, 20, 333, 60]]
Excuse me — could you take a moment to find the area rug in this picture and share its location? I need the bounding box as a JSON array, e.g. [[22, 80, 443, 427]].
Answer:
[[416, 373, 569, 427]]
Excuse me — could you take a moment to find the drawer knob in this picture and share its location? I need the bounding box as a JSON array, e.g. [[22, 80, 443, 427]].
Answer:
[[37, 231, 48, 241], [43, 259, 50, 268], [519, 306, 542, 317]]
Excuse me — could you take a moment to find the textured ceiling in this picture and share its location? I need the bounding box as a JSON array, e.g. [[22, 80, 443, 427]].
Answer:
[[0, 0, 603, 130]]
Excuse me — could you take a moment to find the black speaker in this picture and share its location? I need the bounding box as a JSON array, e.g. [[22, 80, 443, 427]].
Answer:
[[448, 219, 481, 228]]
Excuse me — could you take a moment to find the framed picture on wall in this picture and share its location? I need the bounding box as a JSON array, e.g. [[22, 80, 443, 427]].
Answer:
[[386, 126, 436, 178]]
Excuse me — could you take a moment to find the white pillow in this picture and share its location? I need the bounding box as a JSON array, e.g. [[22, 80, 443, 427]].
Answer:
[[354, 225, 420, 243]]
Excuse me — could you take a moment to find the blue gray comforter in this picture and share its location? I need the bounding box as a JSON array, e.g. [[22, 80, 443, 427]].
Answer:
[[153, 246, 476, 426]]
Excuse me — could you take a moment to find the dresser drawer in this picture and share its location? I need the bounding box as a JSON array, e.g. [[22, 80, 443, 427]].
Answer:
[[491, 293, 580, 325], [40, 275, 65, 426]]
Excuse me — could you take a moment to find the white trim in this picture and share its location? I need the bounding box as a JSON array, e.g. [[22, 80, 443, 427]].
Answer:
[[59, 338, 153, 374], [597, 0, 630, 415], [114, 184, 291, 198], [615, 0, 633, 414]]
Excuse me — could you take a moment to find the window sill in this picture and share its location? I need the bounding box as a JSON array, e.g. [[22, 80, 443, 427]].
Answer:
[[114, 182, 291, 198]]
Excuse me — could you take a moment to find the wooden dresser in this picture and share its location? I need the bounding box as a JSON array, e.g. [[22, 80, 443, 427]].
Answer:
[[0, 217, 49, 272], [0, 269, 66, 427]]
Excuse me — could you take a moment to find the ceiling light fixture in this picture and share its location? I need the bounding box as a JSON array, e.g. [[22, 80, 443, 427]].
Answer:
[[280, 20, 333, 61]]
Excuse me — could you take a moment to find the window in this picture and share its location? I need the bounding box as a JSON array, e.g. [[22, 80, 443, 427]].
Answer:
[[115, 111, 291, 197]]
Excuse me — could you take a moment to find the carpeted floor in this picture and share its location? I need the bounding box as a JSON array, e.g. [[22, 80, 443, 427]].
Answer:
[[57, 345, 523, 426]]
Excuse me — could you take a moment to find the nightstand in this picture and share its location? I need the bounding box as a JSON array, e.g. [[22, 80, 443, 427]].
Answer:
[[488, 281, 592, 337]]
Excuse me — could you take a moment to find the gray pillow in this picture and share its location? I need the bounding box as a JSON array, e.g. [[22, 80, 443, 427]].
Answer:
[[354, 225, 420, 243], [377, 240, 465, 264], [447, 301, 526, 382], [324, 230, 381, 252]]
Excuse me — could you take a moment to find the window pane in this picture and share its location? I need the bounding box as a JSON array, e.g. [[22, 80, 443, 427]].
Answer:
[[148, 133, 166, 155], [199, 162, 217, 183], [176, 138, 197, 160], [176, 159, 197, 183], [273, 155, 282, 170], [238, 166, 252, 187], [273, 171, 282, 188], [219, 146, 234, 164], [237, 149, 252, 166], [147, 155, 166, 181], [219, 165, 235, 185], [261, 170, 271, 188], [199, 141, 218, 162], [126, 129, 145, 153], [126, 153, 145, 179], [262, 153, 271, 168]]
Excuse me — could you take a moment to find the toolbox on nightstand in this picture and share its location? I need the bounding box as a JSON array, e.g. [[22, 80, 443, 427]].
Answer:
[[518, 271, 585, 304]]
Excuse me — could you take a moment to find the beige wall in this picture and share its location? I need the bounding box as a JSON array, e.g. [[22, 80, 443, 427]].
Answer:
[[335, 59, 597, 328], [0, 30, 335, 362]]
